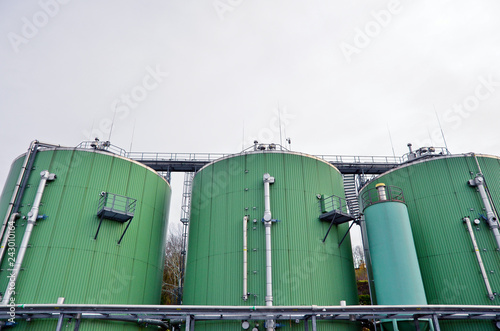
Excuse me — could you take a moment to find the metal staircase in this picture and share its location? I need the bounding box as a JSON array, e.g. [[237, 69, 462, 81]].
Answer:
[[178, 172, 194, 304], [343, 174, 360, 218]]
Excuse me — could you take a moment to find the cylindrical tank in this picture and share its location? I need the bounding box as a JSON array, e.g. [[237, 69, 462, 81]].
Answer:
[[360, 154, 500, 331], [0, 144, 171, 330], [183, 150, 359, 331], [362, 185, 427, 306]]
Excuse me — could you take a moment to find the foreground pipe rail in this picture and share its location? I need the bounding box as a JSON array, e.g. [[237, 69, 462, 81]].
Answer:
[[0, 304, 499, 327]]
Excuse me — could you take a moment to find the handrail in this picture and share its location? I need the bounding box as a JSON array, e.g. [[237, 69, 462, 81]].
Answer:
[[319, 194, 350, 215], [74, 142, 456, 168], [1, 304, 499, 322], [361, 186, 405, 210]]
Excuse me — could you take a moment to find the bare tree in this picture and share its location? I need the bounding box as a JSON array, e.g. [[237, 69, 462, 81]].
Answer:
[[162, 228, 183, 305], [352, 245, 365, 269]]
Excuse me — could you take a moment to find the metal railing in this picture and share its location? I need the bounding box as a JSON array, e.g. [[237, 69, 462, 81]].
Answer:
[[319, 194, 350, 215], [77, 141, 128, 157], [402, 146, 450, 163], [126, 152, 229, 162], [316, 154, 403, 164], [361, 186, 405, 210], [97, 192, 136, 216], [74, 141, 457, 170], [76, 140, 407, 167]]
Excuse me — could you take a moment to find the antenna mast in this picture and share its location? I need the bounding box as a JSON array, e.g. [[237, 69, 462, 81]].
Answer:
[[277, 102, 283, 149], [434, 105, 449, 153], [387, 124, 396, 159]]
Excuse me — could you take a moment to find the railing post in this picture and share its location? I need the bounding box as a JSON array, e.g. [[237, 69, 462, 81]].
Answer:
[[311, 315, 317, 331], [431, 315, 441, 331]]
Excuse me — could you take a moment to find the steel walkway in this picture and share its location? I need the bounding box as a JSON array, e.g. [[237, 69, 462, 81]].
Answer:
[[126, 151, 403, 175]]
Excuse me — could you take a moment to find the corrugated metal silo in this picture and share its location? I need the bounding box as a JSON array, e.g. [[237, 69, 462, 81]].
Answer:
[[360, 153, 500, 331], [183, 150, 360, 331], [0, 143, 171, 330]]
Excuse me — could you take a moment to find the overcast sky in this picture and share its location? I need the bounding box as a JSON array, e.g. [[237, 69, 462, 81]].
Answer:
[[1, 0, 500, 244]]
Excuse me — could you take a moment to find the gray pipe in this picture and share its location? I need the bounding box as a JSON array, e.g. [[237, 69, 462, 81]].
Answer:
[[468, 175, 500, 251], [243, 216, 248, 301], [0, 141, 38, 265], [1, 170, 56, 305], [463, 217, 494, 300], [263, 173, 275, 331]]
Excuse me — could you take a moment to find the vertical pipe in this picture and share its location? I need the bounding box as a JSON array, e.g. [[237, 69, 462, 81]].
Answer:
[[431, 315, 441, 331], [263, 173, 275, 331], [185, 315, 191, 331], [469, 174, 500, 251], [1, 170, 56, 305], [263, 174, 273, 222], [375, 183, 387, 201], [413, 317, 421, 331], [0, 141, 38, 265], [243, 216, 248, 301], [264, 222, 272, 307], [55, 297, 65, 331], [311, 315, 317, 331], [463, 217, 495, 300]]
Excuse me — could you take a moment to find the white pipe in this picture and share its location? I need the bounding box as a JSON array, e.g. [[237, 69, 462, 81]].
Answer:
[[263, 174, 273, 222], [264, 221, 272, 306], [463, 217, 495, 300], [375, 183, 387, 201], [0, 141, 37, 264], [2, 170, 56, 305], [243, 216, 248, 301], [263, 173, 275, 331]]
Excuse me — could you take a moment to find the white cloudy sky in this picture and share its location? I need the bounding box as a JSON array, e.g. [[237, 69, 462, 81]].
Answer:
[[1, 0, 500, 242]]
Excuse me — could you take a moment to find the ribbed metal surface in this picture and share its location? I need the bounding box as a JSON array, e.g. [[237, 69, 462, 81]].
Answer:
[[0, 148, 171, 330], [360, 154, 500, 331], [183, 151, 359, 330], [364, 201, 427, 305]]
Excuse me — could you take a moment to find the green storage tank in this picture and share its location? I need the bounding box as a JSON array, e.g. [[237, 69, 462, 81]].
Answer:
[[183, 150, 360, 331], [0, 142, 171, 330], [360, 153, 500, 331], [362, 184, 427, 306]]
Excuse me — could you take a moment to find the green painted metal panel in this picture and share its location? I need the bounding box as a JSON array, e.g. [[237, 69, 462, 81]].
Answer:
[[364, 201, 427, 305], [184, 151, 360, 331], [360, 154, 500, 331], [0, 147, 171, 330]]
